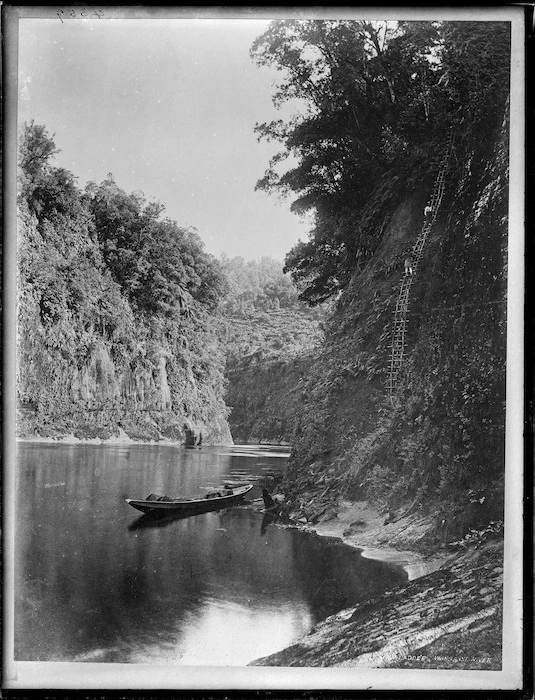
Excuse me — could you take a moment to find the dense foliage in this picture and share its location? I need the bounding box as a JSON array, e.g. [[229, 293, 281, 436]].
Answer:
[[283, 95, 509, 538], [219, 256, 324, 441], [87, 176, 225, 316], [219, 255, 302, 316], [251, 20, 510, 305], [252, 20, 512, 539], [17, 122, 230, 443]]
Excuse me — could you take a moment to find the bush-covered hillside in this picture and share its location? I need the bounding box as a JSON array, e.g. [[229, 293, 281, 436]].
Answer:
[[219, 256, 324, 442], [222, 309, 322, 442], [219, 255, 309, 317], [286, 112, 508, 536], [251, 19, 510, 538], [17, 122, 231, 445]]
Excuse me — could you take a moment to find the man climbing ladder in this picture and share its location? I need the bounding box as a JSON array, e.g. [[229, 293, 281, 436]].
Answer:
[[386, 138, 453, 397]]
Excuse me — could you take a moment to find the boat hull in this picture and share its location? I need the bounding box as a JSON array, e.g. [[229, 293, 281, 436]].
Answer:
[[126, 484, 254, 514]]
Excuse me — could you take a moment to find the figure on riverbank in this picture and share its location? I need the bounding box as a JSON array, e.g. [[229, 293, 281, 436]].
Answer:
[[262, 488, 276, 510]]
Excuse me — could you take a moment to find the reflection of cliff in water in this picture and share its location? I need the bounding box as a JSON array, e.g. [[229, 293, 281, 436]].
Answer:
[[218, 508, 407, 623], [260, 511, 277, 534]]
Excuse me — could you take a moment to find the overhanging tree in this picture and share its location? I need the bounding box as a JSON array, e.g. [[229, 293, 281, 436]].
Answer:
[[251, 19, 510, 305]]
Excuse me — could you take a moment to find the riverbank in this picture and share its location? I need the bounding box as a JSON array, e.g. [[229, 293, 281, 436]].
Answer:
[[17, 430, 181, 446], [16, 431, 235, 447], [250, 497, 504, 670], [296, 499, 448, 580]]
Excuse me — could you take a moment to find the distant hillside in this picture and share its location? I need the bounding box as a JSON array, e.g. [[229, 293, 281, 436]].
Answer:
[[222, 309, 323, 443], [216, 256, 323, 442], [218, 255, 323, 319]]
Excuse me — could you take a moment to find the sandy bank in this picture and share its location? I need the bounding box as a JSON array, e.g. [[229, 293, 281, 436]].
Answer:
[[250, 530, 503, 670], [249, 494, 503, 670], [296, 499, 449, 580]]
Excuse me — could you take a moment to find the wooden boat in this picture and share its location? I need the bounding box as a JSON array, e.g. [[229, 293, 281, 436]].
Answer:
[[126, 484, 254, 514]]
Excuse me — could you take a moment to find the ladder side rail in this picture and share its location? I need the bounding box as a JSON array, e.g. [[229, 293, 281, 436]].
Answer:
[[387, 135, 452, 396]]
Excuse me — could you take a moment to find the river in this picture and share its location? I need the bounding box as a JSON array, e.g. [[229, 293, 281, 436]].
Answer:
[[15, 442, 407, 666]]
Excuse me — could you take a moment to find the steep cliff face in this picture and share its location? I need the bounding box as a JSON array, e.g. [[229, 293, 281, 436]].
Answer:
[[16, 130, 232, 446], [285, 112, 508, 539], [226, 352, 314, 444], [17, 289, 232, 444], [222, 309, 323, 443]]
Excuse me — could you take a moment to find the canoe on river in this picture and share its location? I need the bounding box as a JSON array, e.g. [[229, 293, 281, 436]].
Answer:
[[126, 484, 254, 514]]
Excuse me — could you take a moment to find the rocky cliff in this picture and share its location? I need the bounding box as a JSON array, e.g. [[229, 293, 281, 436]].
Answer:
[[17, 294, 232, 445], [16, 125, 232, 445], [282, 107, 508, 542], [222, 308, 323, 443]]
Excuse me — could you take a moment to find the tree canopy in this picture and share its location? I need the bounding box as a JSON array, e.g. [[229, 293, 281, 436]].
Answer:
[[85, 175, 226, 316], [219, 255, 305, 316], [17, 123, 231, 443], [18, 122, 226, 328], [251, 20, 510, 305]]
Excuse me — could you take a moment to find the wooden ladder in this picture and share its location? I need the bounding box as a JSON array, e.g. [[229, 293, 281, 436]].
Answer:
[[386, 139, 453, 397]]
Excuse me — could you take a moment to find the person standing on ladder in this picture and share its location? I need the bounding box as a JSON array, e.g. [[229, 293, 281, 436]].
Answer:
[[404, 256, 413, 276]]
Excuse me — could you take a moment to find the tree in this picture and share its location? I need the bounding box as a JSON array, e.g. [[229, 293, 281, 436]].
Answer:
[[251, 20, 510, 305], [219, 255, 304, 315], [86, 177, 226, 316], [18, 121, 59, 183]]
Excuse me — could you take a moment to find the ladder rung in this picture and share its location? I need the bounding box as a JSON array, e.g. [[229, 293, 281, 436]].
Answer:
[[386, 145, 449, 399]]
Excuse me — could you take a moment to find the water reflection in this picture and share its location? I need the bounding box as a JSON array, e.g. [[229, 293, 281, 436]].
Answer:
[[16, 442, 407, 665], [128, 503, 244, 531], [260, 511, 277, 535], [128, 509, 198, 530]]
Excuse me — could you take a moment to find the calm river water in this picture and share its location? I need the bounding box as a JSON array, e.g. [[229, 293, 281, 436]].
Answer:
[[15, 442, 407, 666]]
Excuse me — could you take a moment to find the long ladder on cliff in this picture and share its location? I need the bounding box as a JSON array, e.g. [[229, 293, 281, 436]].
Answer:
[[386, 138, 453, 397]]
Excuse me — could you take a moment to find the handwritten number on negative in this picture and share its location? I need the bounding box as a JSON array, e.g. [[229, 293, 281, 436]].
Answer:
[[57, 8, 104, 22]]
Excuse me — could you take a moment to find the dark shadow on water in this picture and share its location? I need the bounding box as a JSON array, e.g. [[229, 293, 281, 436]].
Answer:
[[128, 509, 203, 530], [128, 499, 253, 531], [260, 511, 276, 535]]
